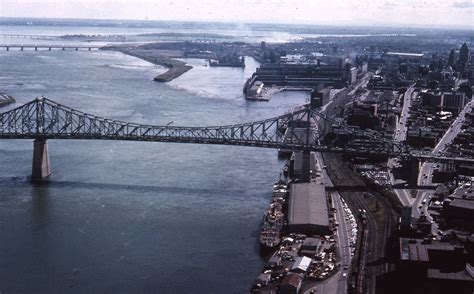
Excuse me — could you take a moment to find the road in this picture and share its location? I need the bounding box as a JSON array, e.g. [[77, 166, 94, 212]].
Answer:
[[303, 189, 352, 294], [413, 98, 474, 219], [388, 85, 415, 207], [300, 76, 373, 294], [301, 139, 352, 294], [320, 76, 397, 294]]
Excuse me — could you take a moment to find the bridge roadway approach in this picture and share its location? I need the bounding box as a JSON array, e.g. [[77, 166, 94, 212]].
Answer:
[[0, 44, 102, 51], [0, 97, 472, 180]]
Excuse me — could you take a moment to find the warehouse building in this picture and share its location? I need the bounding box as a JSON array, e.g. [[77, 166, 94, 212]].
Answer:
[[288, 182, 331, 236]]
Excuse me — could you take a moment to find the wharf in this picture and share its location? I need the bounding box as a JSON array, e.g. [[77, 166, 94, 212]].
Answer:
[[251, 151, 343, 294]]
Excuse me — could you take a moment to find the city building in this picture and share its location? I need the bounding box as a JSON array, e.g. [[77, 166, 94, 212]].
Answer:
[[278, 273, 303, 294], [442, 91, 467, 113], [347, 102, 379, 129], [398, 238, 473, 293], [442, 183, 474, 231], [310, 88, 330, 108]]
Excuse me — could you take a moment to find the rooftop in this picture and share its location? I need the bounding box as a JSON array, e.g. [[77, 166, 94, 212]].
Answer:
[[449, 199, 474, 210], [399, 238, 461, 262], [427, 268, 473, 282], [385, 52, 425, 58], [288, 183, 329, 228]]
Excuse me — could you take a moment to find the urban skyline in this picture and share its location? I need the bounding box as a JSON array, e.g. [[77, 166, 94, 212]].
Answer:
[[1, 0, 473, 28]]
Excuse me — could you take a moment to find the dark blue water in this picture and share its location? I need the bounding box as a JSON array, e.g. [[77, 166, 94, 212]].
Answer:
[[0, 41, 308, 292]]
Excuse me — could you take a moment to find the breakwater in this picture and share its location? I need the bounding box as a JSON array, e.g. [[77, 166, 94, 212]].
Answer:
[[106, 47, 192, 82]]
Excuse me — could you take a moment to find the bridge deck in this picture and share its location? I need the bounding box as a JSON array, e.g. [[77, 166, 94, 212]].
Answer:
[[0, 97, 472, 165]]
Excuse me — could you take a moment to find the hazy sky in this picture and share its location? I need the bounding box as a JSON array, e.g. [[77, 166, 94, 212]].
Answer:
[[1, 0, 473, 28]]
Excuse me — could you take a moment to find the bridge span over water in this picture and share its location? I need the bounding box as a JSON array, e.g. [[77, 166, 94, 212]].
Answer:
[[0, 44, 102, 51], [0, 97, 472, 180]]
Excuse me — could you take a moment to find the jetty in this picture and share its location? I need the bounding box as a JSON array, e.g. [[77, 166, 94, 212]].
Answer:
[[103, 47, 192, 82]]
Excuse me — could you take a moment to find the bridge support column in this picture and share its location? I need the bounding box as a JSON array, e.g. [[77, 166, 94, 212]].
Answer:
[[301, 149, 311, 183], [402, 157, 419, 187], [32, 139, 51, 180]]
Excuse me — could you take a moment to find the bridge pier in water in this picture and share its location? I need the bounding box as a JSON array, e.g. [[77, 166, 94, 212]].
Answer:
[[32, 139, 51, 180]]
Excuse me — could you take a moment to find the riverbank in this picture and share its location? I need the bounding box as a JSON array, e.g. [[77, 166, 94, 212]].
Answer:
[[0, 93, 15, 108], [107, 47, 193, 82], [247, 86, 312, 101]]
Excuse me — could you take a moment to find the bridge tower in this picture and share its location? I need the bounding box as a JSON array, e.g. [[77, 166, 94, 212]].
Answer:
[[405, 157, 420, 187], [32, 138, 51, 180], [301, 149, 312, 182]]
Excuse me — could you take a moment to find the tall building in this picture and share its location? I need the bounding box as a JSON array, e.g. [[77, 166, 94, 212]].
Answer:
[[459, 42, 470, 64], [448, 49, 456, 67], [442, 91, 467, 112]]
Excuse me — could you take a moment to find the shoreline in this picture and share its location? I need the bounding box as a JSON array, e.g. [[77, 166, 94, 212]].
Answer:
[[247, 86, 313, 101], [0, 93, 15, 108], [107, 47, 193, 82]]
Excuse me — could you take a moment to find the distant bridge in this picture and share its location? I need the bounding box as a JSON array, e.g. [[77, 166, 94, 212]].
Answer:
[[0, 44, 102, 51], [0, 34, 58, 40], [0, 97, 472, 180]]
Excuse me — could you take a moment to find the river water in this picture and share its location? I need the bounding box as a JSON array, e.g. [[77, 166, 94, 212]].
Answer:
[[0, 22, 309, 293]]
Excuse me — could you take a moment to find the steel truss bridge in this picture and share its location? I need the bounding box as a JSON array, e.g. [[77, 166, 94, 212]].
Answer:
[[0, 97, 472, 179]]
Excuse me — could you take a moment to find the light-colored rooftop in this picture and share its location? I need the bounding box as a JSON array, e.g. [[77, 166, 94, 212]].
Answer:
[[288, 182, 329, 227], [385, 52, 425, 58]]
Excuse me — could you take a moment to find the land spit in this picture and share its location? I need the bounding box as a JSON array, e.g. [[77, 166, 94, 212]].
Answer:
[[104, 47, 193, 82]]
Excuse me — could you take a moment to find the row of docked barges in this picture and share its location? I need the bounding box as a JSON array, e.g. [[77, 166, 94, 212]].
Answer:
[[259, 181, 288, 251]]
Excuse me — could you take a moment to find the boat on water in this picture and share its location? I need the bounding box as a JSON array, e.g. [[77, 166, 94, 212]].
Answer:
[[260, 229, 281, 250], [259, 180, 289, 251]]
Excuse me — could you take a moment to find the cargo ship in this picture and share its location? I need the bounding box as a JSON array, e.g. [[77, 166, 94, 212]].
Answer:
[[209, 55, 245, 68], [259, 181, 288, 251]]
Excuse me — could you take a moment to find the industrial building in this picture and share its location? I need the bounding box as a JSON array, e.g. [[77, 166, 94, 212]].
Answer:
[[397, 238, 474, 293], [442, 183, 474, 230], [310, 88, 330, 108], [243, 61, 358, 99], [288, 182, 331, 236]]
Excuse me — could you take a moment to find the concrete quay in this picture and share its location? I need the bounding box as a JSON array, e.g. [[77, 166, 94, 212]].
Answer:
[[251, 150, 353, 294]]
